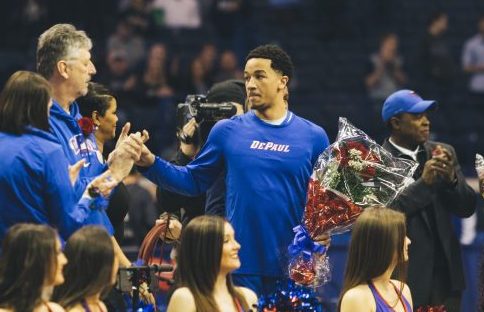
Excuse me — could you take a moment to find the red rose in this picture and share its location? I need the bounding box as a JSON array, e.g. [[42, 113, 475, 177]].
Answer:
[[78, 117, 94, 136]]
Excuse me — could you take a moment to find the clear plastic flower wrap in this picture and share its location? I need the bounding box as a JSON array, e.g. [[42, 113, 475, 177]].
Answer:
[[289, 117, 418, 286], [475, 153, 484, 197]]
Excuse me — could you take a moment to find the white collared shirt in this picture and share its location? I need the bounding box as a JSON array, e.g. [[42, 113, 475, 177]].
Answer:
[[388, 137, 420, 161]]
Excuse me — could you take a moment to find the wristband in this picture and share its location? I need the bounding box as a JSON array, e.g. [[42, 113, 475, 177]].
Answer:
[[177, 131, 193, 144]]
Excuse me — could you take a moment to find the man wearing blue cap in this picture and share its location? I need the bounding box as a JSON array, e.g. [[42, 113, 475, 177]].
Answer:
[[382, 89, 475, 311]]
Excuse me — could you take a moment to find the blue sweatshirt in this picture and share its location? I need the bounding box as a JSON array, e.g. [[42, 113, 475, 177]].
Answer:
[[142, 111, 329, 276], [0, 127, 94, 241], [49, 100, 112, 233]]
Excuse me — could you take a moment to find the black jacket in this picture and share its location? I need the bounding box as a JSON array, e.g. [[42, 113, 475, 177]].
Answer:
[[383, 139, 476, 307]]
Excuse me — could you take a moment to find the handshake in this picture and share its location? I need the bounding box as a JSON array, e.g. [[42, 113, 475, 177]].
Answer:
[[106, 122, 156, 182], [69, 122, 157, 198]]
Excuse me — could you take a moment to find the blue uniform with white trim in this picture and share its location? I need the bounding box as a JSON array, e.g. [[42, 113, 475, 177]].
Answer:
[[142, 111, 329, 277]]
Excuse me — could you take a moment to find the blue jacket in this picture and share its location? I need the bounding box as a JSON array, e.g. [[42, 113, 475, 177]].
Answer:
[[49, 101, 113, 234], [0, 127, 90, 241], [49, 100, 107, 199]]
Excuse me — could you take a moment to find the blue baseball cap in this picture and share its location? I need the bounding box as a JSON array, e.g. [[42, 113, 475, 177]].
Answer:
[[381, 89, 436, 122]]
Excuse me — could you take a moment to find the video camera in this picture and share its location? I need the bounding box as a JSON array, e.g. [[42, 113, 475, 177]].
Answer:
[[116, 263, 174, 292], [116, 263, 174, 310], [176, 95, 237, 145]]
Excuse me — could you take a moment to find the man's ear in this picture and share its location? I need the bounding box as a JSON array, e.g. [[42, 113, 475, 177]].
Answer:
[[278, 75, 289, 91], [389, 117, 400, 131], [56, 60, 69, 80]]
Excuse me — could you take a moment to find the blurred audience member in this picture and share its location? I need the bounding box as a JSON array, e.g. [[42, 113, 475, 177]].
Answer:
[[107, 19, 146, 70], [0, 224, 67, 312], [462, 14, 484, 106], [118, 0, 154, 37], [167, 216, 257, 312], [137, 43, 176, 99], [215, 50, 243, 83], [132, 42, 177, 155], [418, 12, 456, 95], [198, 43, 218, 87], [99, 50, 137, 96], [365, 33, 406, 105], [209, 0, 250, 59], [187, 58, 210, 95], [150, 0, 201, 30]]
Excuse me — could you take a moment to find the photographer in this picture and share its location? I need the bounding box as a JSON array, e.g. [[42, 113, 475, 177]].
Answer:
[[157, 79, 246, 226]]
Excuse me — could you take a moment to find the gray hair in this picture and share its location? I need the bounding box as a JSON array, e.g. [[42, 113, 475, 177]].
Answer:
[[36, 24, 93, 79]]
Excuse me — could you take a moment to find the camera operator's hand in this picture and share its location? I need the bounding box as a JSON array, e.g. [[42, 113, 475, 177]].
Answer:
[[179, 118, 199, 158]]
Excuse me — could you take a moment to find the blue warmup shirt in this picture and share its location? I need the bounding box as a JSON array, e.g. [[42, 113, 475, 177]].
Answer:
[[142, 111, 329, 276], [49, 100, 113, 234], [0, 127, 94, 241]]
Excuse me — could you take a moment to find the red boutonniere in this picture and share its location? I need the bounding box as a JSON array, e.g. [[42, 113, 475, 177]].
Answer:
[[78, 117, 94, 136]]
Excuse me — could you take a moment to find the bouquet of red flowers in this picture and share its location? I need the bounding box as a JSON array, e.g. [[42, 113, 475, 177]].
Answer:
[[289, 117, 417, 286], [304, 117, 417, 237]]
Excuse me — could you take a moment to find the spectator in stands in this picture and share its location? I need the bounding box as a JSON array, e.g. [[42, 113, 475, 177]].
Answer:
[[339, 207, 412, 312], [167, 215, 258, 312], [462, 14, 484, 106], [418, 12, 456, 96], [118, 0, 154, 37], [0, 224, 67, 312], [198, 43, 218, 87], [215, 50, 243, 83], [209, 0, 251, 60], [136, 43, 176, 99], [186, 58, 210, 95], [150, 0, 201, 30], [53, 226, 119, 311], [381, 89, 475, 311], [133, 42, 177, 155], [365, 33, 407, 105], [99, 50, 137, 97], [107, 19, 146, 71]]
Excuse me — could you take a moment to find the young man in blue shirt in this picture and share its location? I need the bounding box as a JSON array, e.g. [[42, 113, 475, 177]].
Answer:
[[137, 45, 330, 296]]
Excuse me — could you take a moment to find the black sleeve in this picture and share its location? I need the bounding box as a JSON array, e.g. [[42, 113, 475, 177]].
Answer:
[[205, 173, 226, 216], [106, 182, 130, 242], [436, 145, 476, 218]]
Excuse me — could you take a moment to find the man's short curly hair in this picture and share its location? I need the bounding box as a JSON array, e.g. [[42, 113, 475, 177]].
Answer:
[[246, 44, 294, 81]]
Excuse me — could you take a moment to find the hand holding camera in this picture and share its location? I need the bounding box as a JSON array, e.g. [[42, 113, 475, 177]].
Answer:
[[178, 118, 200, 158]]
